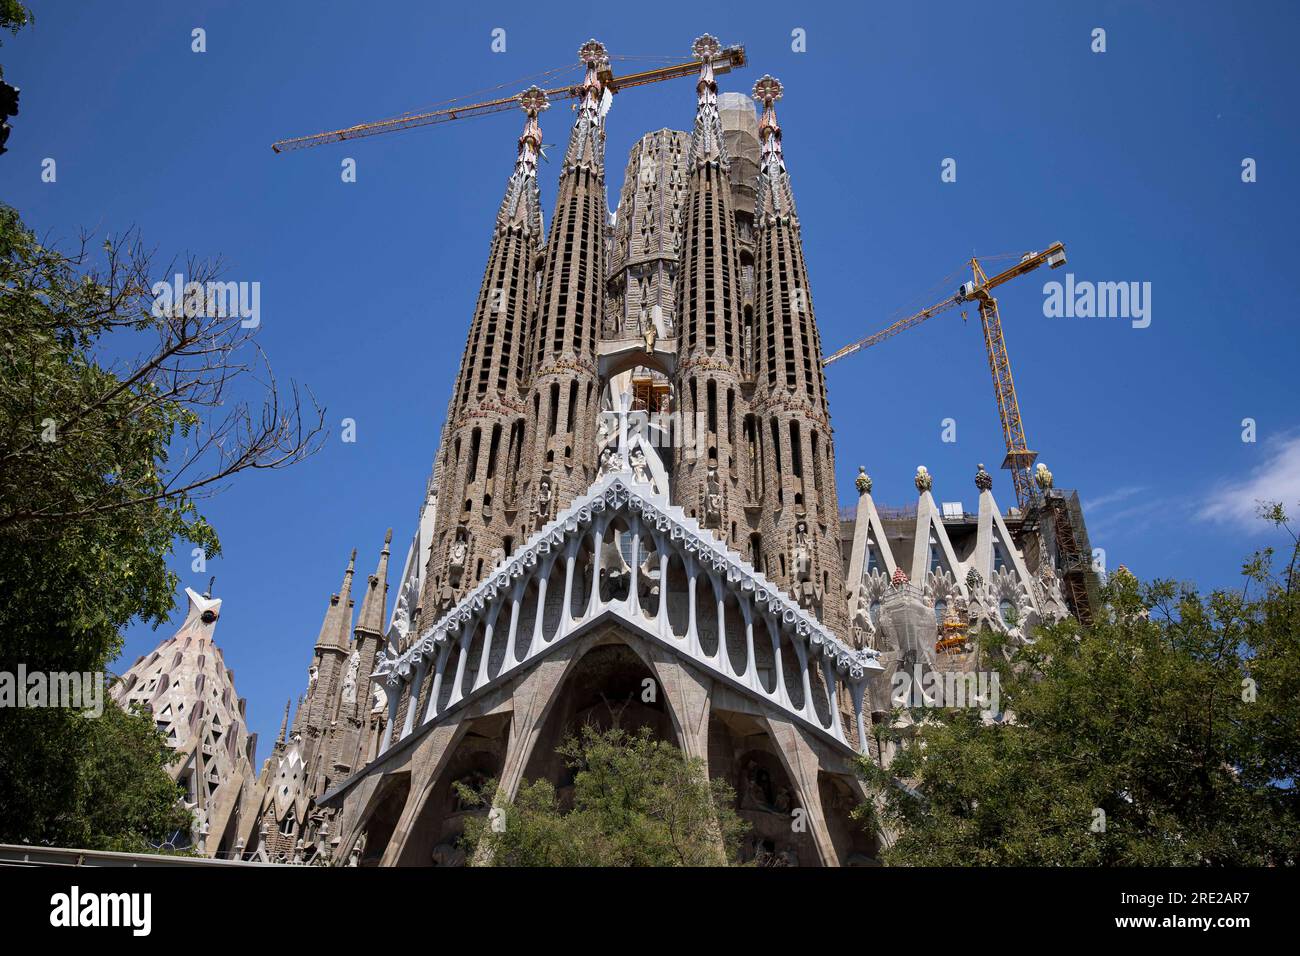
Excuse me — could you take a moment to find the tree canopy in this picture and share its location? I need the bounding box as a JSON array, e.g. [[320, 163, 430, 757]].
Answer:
[[861, 506, 1300, 866], [0, 203, 320, 850], [458, 725, 748, 866]]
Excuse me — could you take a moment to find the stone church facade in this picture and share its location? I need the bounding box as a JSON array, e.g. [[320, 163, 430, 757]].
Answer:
[[233, 36, 1082, 866]]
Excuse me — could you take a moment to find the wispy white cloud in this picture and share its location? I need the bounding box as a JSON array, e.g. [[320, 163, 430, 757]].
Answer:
[[1202, 434, 1300, 528], [1083, 485, 1147, 513]]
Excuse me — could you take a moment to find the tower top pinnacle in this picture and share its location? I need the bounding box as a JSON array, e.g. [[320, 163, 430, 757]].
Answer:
[[516, 85, 547, 156], [561, 39, 607, 175], [355, 528, 392, 638], [752, 74, 783, 105], [578, 38, 608, 67], [687, 33, 729, 170], [518, 85, 549, 116], [753, 74, 796, 223], [692, 33, 722, 61], [754, 75, 785, 156], [499, 86, 548, 234], [314, 549, 357, 652]]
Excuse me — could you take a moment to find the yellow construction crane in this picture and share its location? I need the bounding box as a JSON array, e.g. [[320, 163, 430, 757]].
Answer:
[[824, 241, 1066, 509], [271, 43, 747, 153]]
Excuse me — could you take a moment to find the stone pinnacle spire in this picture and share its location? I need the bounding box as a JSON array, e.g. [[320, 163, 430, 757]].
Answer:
[[753, 75, 797, 224], [671, 32, 750, 543], [497, 86, 548, 236], [278, 698, 290, 743], [423, 83, 554, 618], [687, 34, 729, 170], [355, 528, 392, 638], [561, 39, 608, 174], [315, 548, 356, 652], [513, 38, 609, 519], [751, 77, 846, 635]]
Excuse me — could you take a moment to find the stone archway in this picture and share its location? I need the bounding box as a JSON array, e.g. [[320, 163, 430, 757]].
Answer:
[[519, 640, 679, 806], [351, 773, 410, 867], [818, 771, 881, 865], [392, 713, 510, 866], [517, 639, 681, 806], [706, 711, 820, 867]]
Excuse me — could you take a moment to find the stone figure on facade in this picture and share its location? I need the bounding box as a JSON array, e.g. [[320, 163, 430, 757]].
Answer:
[[629, 443, 652, 486], [791, 518, 821, 612], [341, 650, 360, 704], [703, 464, 722, 528], [598, 445, 626, 478], [534, 474, 554, 530], [448, 530, 468, 589], [391, 585, 412, 643], [850, 603, 873, 649], [743, 760, 774, 810]]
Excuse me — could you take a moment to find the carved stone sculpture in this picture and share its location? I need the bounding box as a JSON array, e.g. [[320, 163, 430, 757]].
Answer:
[[703, 465, 723, 528], [341, 651, 360, 704]]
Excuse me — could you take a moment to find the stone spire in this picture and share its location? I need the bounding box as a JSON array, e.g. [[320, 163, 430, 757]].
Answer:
[[355, 528, 392, 639], [686, 34, 729, 170], [278, 699, 290, 744], [315, 549, 356, 652], [561, 40, 607, 174], [424, 90, 551, 618], [314, 527, 397, 777], [518, 39, 609, 514], [497, 86, 548, 237], [753, 75, 798, 224], [671, 33, 751, 548], [750, 76, 846, 636], [302, 549, 356, 739]]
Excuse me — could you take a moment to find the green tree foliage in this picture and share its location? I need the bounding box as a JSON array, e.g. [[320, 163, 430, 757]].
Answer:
[[458, 725, 748, 866], [1, 702, 193, 853], [0, 205, 320, 849], [861, 506, 1300, 866], [0, 206, 217, 673]]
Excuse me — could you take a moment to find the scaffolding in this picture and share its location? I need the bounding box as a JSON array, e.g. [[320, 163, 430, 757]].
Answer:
[[1020, 488, 1099, 625]]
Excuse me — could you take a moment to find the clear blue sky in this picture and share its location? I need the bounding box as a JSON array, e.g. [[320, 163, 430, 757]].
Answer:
[[6, 1, 1299, 758]]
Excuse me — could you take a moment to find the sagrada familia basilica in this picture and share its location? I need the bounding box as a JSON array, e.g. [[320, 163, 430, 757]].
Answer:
[[114, 36, 1094, 866]]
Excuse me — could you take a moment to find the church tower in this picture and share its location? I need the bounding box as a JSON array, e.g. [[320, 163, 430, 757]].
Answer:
[[670, 34, 752, 548], [302, 550, 355, 743], [750, 75, 847, 634], [110, 582, 260, 857], [425, 87, 549, 615], [519, 40, 609, 517], [607, 128, 689, 341], [333, 531, 391, 775]]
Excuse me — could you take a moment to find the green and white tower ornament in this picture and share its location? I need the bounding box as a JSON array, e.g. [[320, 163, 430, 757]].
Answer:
[[1035, 462, 1054, 490]]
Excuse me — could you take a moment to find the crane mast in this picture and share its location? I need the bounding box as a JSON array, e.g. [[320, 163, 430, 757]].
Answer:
[[824, 241, 1066, 510]]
